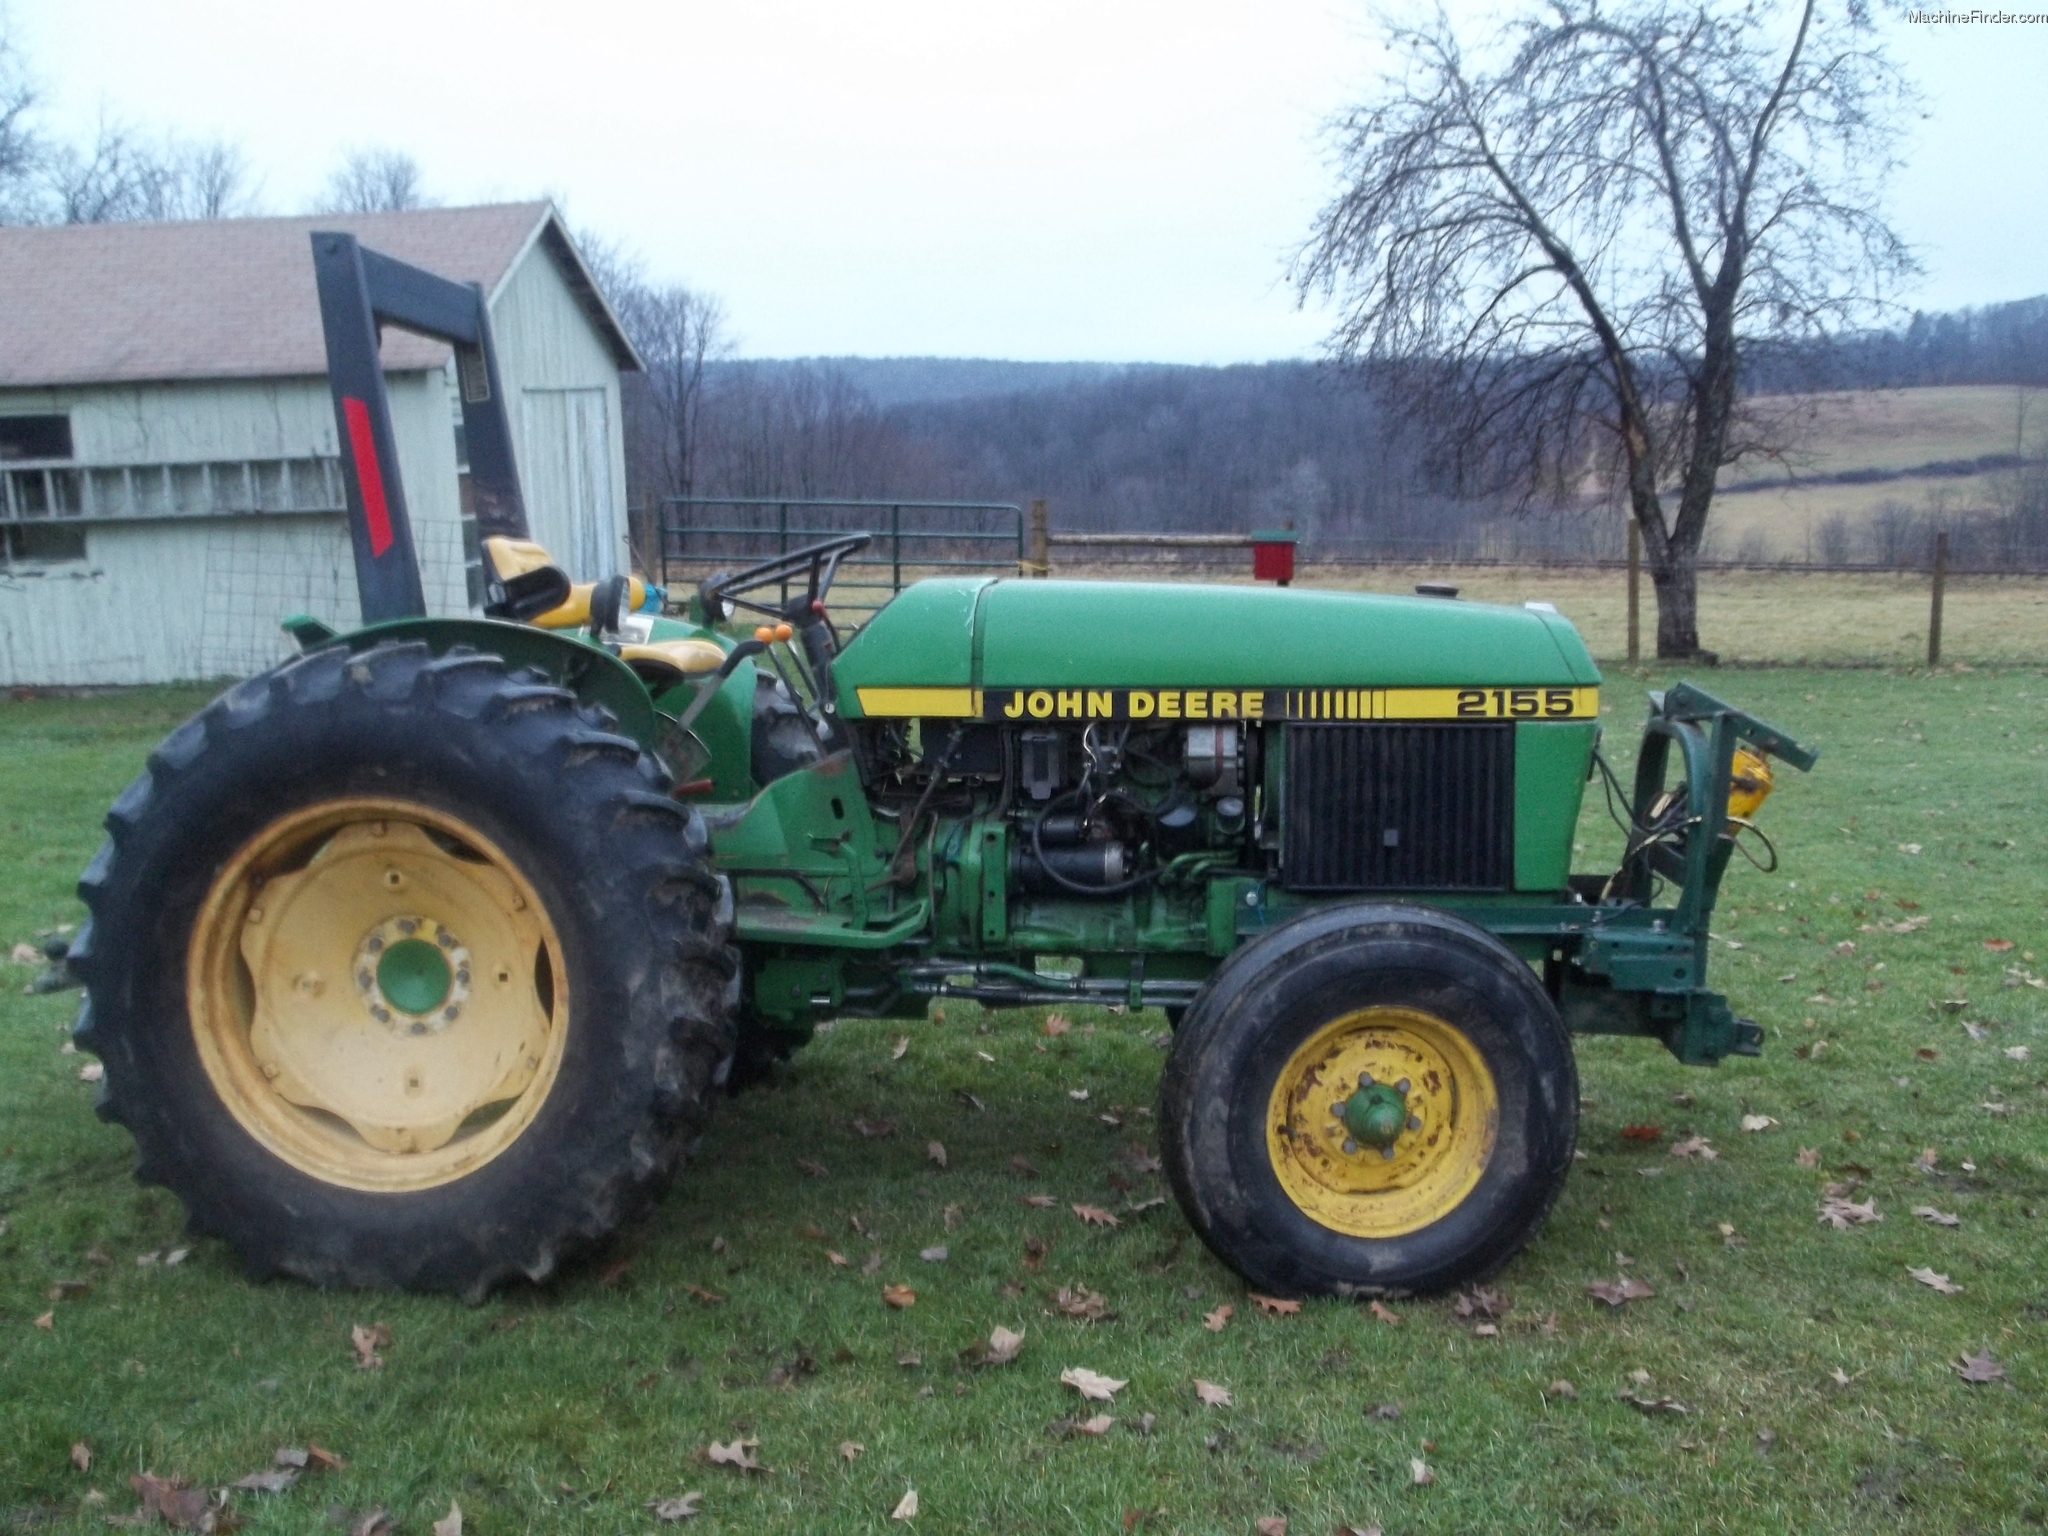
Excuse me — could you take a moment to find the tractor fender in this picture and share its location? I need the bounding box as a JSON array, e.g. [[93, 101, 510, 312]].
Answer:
[[322, 616, 659, 748]]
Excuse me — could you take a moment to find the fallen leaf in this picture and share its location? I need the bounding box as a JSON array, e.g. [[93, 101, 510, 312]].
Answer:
[[1071, 1413, 1115, 1436], [920, 1245, 948, 1263], [1585, 1277, 1655, 1307], [77, 1061, 103, 1083], [1740, 1114, 1778, 1132], [1021, 1194, 1057, 1208], [1985, 938, 2016, 952], [891, 1489, 919, 1521], [892, 1036, 909, 1060], [926, 1141, 948, 1169], [1898, 843, 1921, 854], [1202, 1303, 1234, 1332], [1453, 1287, 1506, 1318], [1368, 1300, 1401, 1325], [1955, 1349, 2006, 1384], [862, 1251, 884, 1274], [1669, 1136, 1717, 1160], [1009, 1154, 1039, 1176], [1908, 1265, 1963, 1294], [1073, 1204, 1120, 1228], [648, 1492, 703, 1521], [1054, 1285, 1110, 1320], [796, 1158, 828, 1178], [1255, 1519, 1288, 1536], [1911, 1205, 1961, 1226], [1410, 1457, 1435, 1486], [1068, 1089, 1091, 1102], [1830, 1367, 1852, 1387], [1620, 1123, 1664, 1142], [68, 1440, 91, 1472], [1817, 1196, 1882, 1229], [1914, 1147, 1940, 1172], [1367, 1402, 1402, 1420], [1042, 1015, 1071, 1036], [1125, 1195, 1166, 1214], [9, 941, 37, 964], [882, 1284, 917, 1309], [827, 1249, 849, 1266], [306, 1444, 346, 1471], [683, 1284, 725, 1305], [128, 1473, 212, 1530], [1022, 1235, 1049, 1270], [1621, 1393, 1691, 1415], [231, 1468, 299, 1493], [706, 1438, 764, 1472], [976, 1049, 995, 1062], [346, 1510, 395, 1536], [1796, 1146, 1821, 1168], [30, 1309, 52, 1330], [1194, 1379, 1232, 1407], [350, 1322, 391, 1369], [2005, 1045, 2031, 1061], [432, 1501, 463, 1536], [839, 1441, 864, 1462], [1545, 1379, 1578, 1400], [1061, 1365, 1127, 1401], [1472, 1322, 1500, 1337], [47, 1279, 90, 1301], [985, 1326, 1025, 1365], [854, 1118, 896, 1139], [1250, 1294, 1302, 1316]]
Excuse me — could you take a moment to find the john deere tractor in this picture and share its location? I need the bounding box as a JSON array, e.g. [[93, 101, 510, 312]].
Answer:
[[70, 237, 1816, 1300]]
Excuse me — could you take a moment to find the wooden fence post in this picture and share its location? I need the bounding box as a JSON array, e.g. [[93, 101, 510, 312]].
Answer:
[[1928, 528, 1949, 667], [1029, 498, 1050, 578], [1626, 520, 1641, 664]]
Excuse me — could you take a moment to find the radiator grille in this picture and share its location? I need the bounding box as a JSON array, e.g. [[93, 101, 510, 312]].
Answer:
[[1281, 723, 1514, 891]]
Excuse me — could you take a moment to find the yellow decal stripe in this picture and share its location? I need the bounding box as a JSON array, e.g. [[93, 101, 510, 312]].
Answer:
[[856, 687, 983, 717]]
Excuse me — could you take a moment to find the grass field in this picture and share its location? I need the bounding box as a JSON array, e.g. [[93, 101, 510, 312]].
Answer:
[[4, 668, 2047, 1534], [1707, 385, 2046, 560]]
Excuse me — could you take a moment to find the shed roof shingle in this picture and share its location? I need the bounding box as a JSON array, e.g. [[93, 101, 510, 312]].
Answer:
[[0, 202, 636, 388]]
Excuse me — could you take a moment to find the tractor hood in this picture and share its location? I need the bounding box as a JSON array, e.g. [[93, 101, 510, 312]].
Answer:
[[833, 577, 1599, 720]]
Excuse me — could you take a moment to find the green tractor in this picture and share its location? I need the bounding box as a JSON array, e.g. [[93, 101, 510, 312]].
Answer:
[[70, 237, 1815, 1300]]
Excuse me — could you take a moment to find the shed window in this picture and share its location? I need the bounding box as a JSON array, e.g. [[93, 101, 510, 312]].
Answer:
[[0, 416, 73, 462], [3, 524, 88, 565]]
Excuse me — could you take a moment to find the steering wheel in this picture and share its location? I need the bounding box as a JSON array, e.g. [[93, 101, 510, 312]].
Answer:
[[698, 533, 872, 624]]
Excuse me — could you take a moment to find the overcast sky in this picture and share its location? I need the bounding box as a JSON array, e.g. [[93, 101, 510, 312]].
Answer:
[[13, 0, 2046, 362]]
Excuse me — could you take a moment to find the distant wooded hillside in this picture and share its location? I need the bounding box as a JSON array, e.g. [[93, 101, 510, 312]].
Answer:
[[626, 295, 2048, 566]]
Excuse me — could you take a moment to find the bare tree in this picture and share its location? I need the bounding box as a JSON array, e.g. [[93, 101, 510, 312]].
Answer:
[[0, 19, 42, 223], [1297, 0, 1915, 657], [44, 121, 256, 223], [320, 148, 432, 213], [577, 232, 733, 565]]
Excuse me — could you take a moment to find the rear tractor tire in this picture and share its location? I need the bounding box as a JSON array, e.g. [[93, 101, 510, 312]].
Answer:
[[1160, 903, 1576, 1297], [72, 641, 739, 1299]]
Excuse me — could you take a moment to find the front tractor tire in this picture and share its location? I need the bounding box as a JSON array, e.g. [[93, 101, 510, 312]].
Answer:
[[1160, 903, 1576, 1297], [72, 641, 739, 1299]]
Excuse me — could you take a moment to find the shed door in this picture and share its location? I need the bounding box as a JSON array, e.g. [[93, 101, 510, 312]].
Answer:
[[520, 388, 616, 581]]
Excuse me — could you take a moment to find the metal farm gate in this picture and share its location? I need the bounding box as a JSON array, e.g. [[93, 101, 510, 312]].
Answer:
[[657, 497, 1024, 624]]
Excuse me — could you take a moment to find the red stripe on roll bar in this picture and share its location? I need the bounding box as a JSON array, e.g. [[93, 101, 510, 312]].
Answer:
[[342, 395, 394, 557]]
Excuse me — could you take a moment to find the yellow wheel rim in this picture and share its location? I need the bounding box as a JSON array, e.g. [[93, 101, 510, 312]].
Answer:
[[187, 797, 569, 1192], [1266, 1006, 1499, 1239]]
